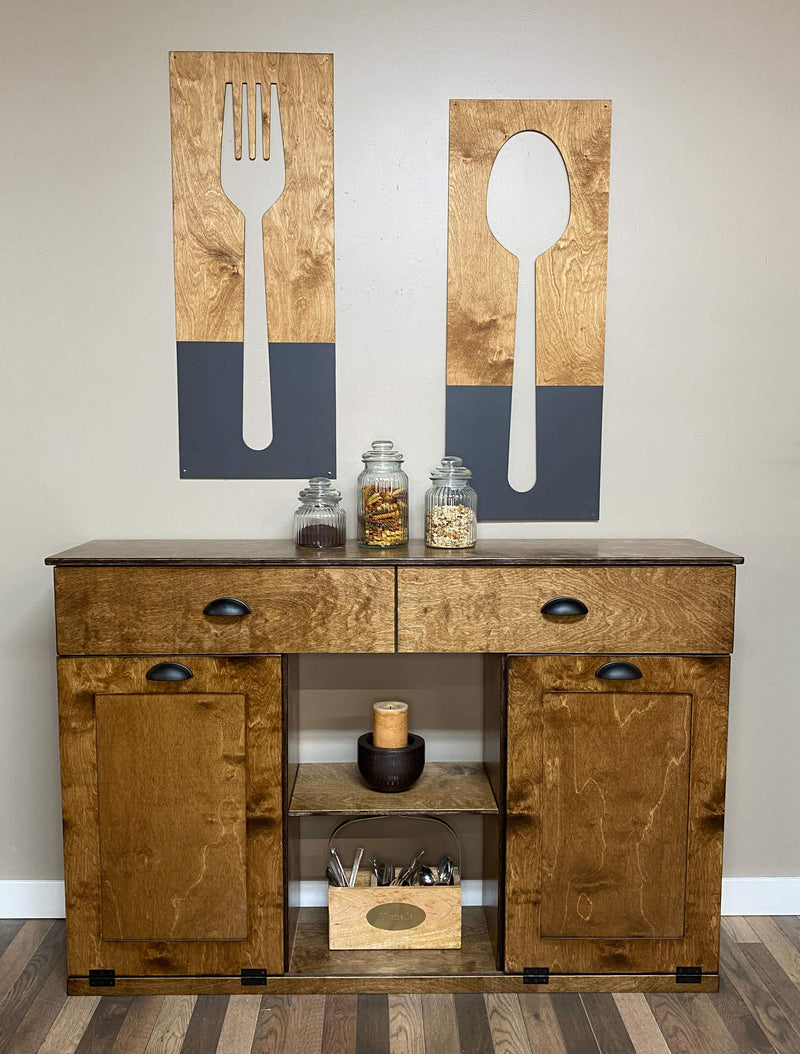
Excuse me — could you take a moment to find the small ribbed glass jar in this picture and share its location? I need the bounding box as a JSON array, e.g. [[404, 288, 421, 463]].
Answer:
[[357, 440, 409, 547], [294, 478, 346, 548], [425, 457, 477, 549]]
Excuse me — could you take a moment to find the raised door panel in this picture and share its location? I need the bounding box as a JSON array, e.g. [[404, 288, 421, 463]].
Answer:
[[54, 566, 396, 654], [505, 654, 730, 976], [95, 693, 247, 941], [58, 655, 283, 978], [539, 690, 691, 939]]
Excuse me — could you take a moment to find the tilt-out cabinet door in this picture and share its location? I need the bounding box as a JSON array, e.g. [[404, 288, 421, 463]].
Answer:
[[505, 655, 730, 976], [57, 656, 283, 980]]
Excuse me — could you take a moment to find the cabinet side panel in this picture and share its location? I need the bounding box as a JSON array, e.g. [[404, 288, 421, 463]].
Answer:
[[96, 693, 248, 941], [539, 691, 691, 939], [58, 659, 104, 977], [243, 654, 285, 976], [505, 656, 542, 973], [483, 654, 506, 967]]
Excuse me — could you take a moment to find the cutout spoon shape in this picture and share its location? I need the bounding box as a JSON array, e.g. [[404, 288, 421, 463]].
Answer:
[[486, 131, 571, 492]]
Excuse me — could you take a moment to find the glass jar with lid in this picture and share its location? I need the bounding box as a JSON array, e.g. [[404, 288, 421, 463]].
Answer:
[[294, 477, 346, 548], [357, 440, 409, 547], [425, 456, 477, 549]]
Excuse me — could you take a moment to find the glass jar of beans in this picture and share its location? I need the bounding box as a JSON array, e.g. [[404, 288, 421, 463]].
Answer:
[[357, 440, 409, 547], [425, 457, 477, 549]]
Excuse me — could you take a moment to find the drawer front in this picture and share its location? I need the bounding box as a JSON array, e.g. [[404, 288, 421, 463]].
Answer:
[[55, 567, 396, 654], [397, 565, 735, 653]]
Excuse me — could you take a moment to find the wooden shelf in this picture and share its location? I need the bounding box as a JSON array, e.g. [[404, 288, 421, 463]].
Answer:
[[288, 762, 499, 816], [289, 907, 499, 977]]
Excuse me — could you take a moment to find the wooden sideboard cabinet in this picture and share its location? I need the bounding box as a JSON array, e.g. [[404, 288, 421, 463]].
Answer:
[[46, 538, 742, 995]]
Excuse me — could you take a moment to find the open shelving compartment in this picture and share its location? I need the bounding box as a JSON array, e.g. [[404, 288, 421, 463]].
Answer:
[[283, 652, 506, 987]]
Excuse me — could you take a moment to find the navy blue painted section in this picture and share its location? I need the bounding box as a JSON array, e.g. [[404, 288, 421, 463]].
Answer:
[[445, 385, 603, 521], [177, 342, 336, 479]]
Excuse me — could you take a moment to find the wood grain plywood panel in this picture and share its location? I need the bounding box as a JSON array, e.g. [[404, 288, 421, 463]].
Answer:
[[289, 762, 498, 815], [505, 654, 730, 976], [397, 565, 735, 654], [170, 51, 334, 343], [539, 691, 691, 939], [55, 566, 396, 654], [58, 656, 284, 977], [95, 693, 247, 941], [447, 99, 611, 387]]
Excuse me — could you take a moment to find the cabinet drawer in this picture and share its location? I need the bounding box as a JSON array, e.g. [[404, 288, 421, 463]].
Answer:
[[397, 565, 735, 653], [55, 566, 396, 654]]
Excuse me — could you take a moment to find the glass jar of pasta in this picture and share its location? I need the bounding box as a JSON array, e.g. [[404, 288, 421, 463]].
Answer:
[[357, 440, 409, 547]]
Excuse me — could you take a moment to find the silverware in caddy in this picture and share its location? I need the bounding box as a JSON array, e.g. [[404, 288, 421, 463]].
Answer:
[[436, 855, 454, 885], [326, 863, 344, 887], [369, 855, 394, 886], [392, 848, 426, 886], [349, 846, 364, 887], [329, 847, 348, 887]]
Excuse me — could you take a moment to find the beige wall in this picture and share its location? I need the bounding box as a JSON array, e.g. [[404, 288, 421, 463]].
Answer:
[[1, 0, 798, 883]]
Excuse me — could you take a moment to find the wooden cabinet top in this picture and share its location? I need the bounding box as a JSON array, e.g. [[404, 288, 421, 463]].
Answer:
[[46, 538, 744, 566]]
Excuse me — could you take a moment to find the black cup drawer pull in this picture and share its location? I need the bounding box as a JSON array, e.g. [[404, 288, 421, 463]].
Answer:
[[146, 662, 194, 681], [203, 597, 251, 617], [540, 596, 589, 617], [595, 661, 643, 681]]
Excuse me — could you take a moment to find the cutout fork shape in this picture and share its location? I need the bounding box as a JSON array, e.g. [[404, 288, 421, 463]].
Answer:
[[221, 82, 286, 450], [487, 132, 570, 493]]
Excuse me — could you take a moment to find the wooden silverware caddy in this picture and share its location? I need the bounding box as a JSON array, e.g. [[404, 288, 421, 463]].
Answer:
[[328, 866, 462, 950]]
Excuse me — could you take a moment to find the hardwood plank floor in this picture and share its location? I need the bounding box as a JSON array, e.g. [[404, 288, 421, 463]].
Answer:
[[0, 918, 799, 1052]]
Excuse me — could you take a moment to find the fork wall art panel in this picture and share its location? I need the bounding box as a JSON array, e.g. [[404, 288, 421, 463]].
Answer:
[[169, 51, 335, 478], [445, 100, 611, 520]]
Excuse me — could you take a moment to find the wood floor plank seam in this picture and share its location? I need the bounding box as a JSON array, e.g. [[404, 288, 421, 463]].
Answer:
[[717, 932, 800, 1054], [0, 955, 67, 1054], [0, 921, 65, 1053], [580, 993, 637, 1054], [0, 920, 55, 1003]]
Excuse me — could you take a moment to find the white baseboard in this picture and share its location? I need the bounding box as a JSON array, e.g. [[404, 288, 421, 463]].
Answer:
[[720, 878, 800, 916], [2, 878, 798, 919], [0, 882, 65, 918]]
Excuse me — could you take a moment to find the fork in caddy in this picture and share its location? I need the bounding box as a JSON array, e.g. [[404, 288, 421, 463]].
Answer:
[[220, 81, 286, 451]]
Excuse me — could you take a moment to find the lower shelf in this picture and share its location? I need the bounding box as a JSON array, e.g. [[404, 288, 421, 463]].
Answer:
[[290, 906, 497, 976]]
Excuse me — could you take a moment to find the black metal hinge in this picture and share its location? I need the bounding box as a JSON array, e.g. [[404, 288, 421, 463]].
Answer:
[[676, 966, 702, 984], [88, 969, 115, 987], [523, 967, 549, 984], [241, 968, 267, 986]]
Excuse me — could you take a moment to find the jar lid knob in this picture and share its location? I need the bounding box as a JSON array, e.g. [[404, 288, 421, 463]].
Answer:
[[361, 439, 404, 461], [431, 454, 472, 480], [299, 476, 341, 501]]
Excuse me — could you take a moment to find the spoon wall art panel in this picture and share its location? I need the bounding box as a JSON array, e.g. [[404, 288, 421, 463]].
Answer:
[[169, 52, 335, 478], [445, 99, 611, 520]]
